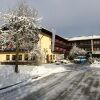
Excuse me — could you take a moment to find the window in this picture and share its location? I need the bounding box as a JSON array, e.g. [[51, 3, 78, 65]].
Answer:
[[97, 41, 100, 44], [53, 55, 55, 60], [6, 55, 10, 60], [97, 48, 100, 51], [12, 55, 16, 60], [24, 54, 28, 60], [50, 55, 52, 60], [94, 41, 96, 44], [94, 40, 100, 44], [18, 55, 22, 60]]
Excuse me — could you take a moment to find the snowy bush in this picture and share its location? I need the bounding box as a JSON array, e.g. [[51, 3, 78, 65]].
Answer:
[[88, 57, 94, 64], [28, 46, 43, 65], [68, 45, 87, 60]]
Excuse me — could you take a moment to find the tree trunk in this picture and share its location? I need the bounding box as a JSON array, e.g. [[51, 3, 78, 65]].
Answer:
[[15, 33, 19, 73], [15, 47, 19, 73], [15, 64, 18, 73]]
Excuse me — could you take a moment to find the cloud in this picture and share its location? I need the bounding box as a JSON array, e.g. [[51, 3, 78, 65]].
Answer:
[[0, 0, 100, 37]]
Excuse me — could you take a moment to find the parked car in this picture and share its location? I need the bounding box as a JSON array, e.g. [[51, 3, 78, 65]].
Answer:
[[60, 59, 70, 64], [74, 56, 87, 64], [55, 59, 70, 65], [55, 60, 61, 65]]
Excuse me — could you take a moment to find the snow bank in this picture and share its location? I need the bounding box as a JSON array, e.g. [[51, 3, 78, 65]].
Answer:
[[90, 61, 100, 68], [30, 65, 66, 77]]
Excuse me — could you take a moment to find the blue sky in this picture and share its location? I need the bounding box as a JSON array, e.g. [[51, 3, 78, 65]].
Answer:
[[0, 0, 100, 37]]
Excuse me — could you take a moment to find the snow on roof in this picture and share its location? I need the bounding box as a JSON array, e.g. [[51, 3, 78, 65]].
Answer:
[[68, 35, 100, 41]]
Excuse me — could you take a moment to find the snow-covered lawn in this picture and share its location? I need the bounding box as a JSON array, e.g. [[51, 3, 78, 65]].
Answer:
[[0, 64, 69, 89]]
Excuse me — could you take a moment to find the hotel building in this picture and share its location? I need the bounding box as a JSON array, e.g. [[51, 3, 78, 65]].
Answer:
[[0, 26, 100, 64], [66, 35, 100, 57]]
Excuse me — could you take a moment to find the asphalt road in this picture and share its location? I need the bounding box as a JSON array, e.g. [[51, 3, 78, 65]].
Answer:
[[0, 64, 100, 100]]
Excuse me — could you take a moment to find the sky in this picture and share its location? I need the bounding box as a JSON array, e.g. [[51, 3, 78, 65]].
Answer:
[[0, 0, 100, 37]]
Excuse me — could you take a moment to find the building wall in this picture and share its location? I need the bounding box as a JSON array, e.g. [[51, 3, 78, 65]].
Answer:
[[39, 32, 52, 54], [0, 54, 7, 62], [38, 32, 54, 63], [54, 35, 67, 54], [0, 52, 28, 63]]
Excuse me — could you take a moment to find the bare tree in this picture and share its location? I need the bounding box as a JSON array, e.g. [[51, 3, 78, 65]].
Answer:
[[0, 2, 41, 73]]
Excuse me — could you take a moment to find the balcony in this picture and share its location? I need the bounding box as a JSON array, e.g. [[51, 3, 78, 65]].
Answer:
[[54, 47, 66, 54], [55, 43, 67, 49], [55, 40, 67, 47], [93, 44, 100, 47]]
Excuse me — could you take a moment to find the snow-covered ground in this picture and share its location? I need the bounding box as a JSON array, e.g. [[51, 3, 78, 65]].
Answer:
[[89, 60, 100, 68], [0, 62, 99, 90], [0, 62, 100, 100], [0, 63, 71, 89]]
